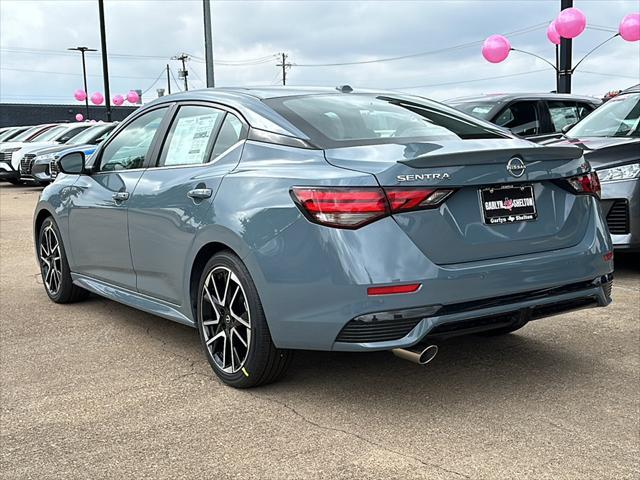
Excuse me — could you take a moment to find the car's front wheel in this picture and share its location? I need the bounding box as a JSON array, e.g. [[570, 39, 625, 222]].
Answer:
[[37, 217, 88, 303], [197, 251, 292, 388]]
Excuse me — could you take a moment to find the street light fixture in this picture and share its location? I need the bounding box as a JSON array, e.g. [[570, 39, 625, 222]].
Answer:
[[67, 46, 97, 119]]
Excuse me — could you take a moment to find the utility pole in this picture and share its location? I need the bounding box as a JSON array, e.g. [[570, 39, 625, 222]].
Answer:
[[97, 0, 112, 121], [67, 46, 97, 119], [173, 53, 190, 91], [558, 0, 573, 93], [276, 53, 291, 86], [202, 0, 215, 87], [166, 64, 171, 95]]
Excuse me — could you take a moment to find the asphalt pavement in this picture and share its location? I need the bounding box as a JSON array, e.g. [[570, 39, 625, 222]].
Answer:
[[1, 183, 638, 479]]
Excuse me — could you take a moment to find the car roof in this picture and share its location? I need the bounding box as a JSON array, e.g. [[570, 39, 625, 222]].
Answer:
[[446, 92, 601, 103], [145, 86, 399, 139]]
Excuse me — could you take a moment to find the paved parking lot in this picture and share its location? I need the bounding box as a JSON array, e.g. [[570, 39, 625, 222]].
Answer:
[[1, 182, 638, 479]]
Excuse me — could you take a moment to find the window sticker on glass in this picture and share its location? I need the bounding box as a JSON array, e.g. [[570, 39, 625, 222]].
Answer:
[[165, 113, 219, 166]]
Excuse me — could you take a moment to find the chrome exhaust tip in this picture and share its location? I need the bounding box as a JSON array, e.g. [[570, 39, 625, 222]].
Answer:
[[392, 344, 438, 365]]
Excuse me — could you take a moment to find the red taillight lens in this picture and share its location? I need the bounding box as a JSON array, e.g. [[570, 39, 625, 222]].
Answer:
[[385, 188, 455, 213], [367, 283, 422, 296], [291, 187, 389, 228], [564, 172, 601, 199], [291, 186, 455, 229]]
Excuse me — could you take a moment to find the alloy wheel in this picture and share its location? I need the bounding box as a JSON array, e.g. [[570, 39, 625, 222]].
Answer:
[[39, 224, 62, 295], [200, 266, 252, 374]]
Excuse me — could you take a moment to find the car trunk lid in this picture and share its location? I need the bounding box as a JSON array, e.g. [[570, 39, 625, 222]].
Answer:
[[324, 139, 593, 264]]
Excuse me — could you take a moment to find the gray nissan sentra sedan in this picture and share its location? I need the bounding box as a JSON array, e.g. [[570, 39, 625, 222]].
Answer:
[[33, 87, 614, 388]]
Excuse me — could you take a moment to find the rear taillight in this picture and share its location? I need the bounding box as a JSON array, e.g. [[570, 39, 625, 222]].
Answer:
[[559, 172, 601, 199], [291, 186, 455, 229], [385, 188, 455, 213]]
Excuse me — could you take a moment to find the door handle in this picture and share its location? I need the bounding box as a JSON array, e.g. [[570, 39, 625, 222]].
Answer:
[[112, 191, 129, 202], [187, 188, 213, 200]]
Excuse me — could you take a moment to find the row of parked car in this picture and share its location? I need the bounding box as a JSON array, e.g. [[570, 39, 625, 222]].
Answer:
[[0, 121, 116, 185], [0, 86, 638, 251]]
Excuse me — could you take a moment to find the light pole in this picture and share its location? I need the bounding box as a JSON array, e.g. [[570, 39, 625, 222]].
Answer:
[[67, 46, 97, 119], [203, 0, 215, 87], [98, 0, 112, 121]]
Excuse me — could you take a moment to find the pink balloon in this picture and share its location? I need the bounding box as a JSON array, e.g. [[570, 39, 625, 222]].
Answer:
[[113, 94, 125, 106], [90, 92, 104, 105], [556, 7, 586, 39], [75, 113, 84, 122], [619, 13, 640, 42], [547, 21, 561, 45], [74, 89, 87, 102], [126, 90, 140, 103], [482, 35, 511, 63]]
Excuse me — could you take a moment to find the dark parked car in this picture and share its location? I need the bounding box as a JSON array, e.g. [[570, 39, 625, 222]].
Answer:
[[543, 86, 639, 251], [447, 93, 601, 141]]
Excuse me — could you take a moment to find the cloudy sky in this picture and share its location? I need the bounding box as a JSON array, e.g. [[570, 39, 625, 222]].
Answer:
[[1, 0, 638, 105]]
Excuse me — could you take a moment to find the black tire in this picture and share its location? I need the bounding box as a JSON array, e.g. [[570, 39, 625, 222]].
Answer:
[[478, 320, 528, 336], [197, 251, 292, 388], [37, 217, 89, 303]]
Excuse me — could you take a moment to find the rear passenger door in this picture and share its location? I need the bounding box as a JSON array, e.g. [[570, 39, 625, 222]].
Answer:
[[127, 102, 247, 305]]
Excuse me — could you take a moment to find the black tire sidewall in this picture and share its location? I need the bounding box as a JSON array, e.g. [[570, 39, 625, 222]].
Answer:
[[196, 251, 274, 388], [38, 218, 73, 302]]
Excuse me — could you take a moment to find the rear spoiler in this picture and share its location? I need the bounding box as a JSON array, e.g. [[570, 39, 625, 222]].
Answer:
[[399, 146, 583, 168]]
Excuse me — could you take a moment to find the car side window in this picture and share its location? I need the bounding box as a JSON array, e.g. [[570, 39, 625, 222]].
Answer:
[[548, 101, 580, 132], [210, 114, 245, 160], [58, 126, 90, 143], [158, 105, 224, 167], [494, 101, 540, 136], [100, 107, 167, 172], [576, 103, 594, 121]]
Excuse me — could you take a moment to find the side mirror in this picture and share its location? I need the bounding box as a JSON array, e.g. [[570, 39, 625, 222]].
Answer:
[[57, 151, 86, 175], [562, 123, 576, 134]]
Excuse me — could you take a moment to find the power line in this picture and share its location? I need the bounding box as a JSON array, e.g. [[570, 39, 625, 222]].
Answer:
[[169, 67, 183, 92], [393, 68, 638, 91], [0, 66, 164, 80], [394, 69, 550, 90], [580, 70, 639, 80], [0, 47, 279, 66], [188, 67, 207, 89], [293, 22, 550, 67], [141, 68, 170, 95]]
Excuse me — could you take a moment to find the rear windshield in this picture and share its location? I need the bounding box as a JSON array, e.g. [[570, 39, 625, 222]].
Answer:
[[264, 94, 506, 148]]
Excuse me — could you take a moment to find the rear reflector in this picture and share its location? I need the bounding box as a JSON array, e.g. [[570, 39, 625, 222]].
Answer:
[[291, 186, 455, 229], [603, 251, 613, 262], [367, 283, 422, 296]]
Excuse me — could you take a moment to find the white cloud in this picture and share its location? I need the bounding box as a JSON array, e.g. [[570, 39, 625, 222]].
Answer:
[[0, 0, 638, 104]]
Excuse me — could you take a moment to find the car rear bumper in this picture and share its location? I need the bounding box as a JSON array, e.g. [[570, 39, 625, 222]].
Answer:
[[247, 198, 614, 351], [601, 179, 640, 251], [333, 275, 612, 350]]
